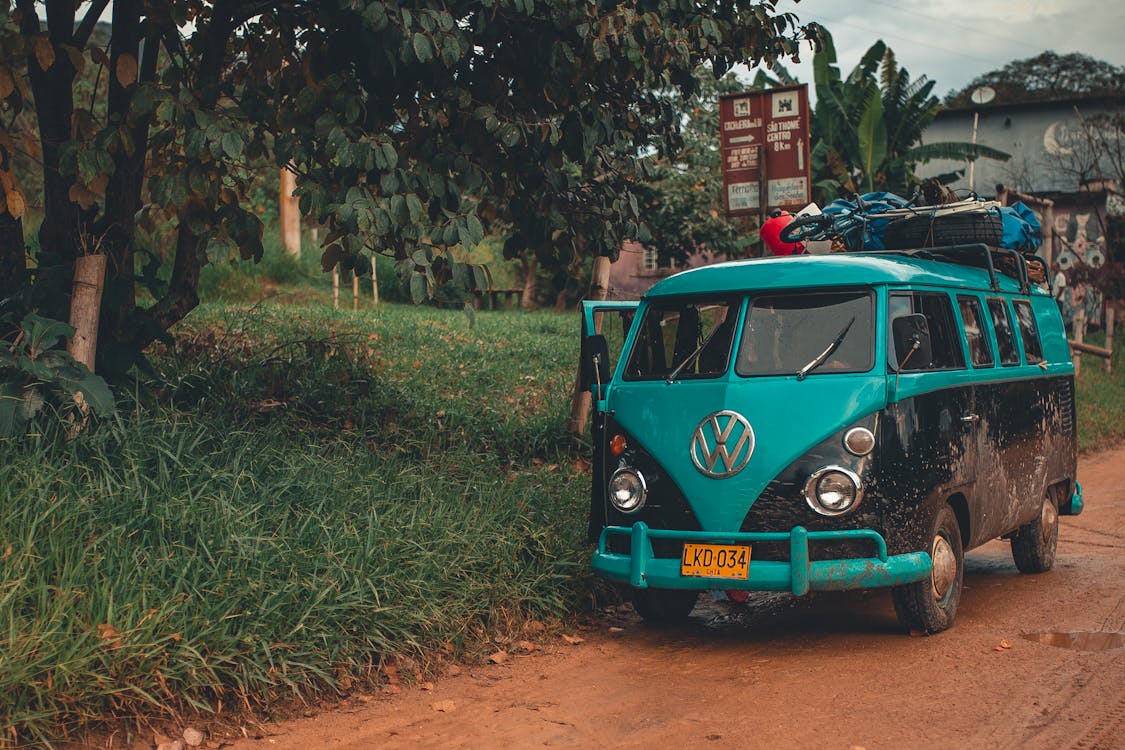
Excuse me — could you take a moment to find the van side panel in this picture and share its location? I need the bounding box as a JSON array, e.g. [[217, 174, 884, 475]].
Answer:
[[878, 385, 978, 554], [974, 375, 1076, 545]]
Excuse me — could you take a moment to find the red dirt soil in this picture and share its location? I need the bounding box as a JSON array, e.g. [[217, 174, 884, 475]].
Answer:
[[229, 448, 1125, 750]]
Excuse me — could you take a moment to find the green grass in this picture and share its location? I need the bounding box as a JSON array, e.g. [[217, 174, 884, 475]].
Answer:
[[0, 303, 591, 747], [1074, 323, 1125, 453]]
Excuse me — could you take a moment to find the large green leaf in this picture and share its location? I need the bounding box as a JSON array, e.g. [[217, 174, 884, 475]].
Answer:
[[857, 91, 887, 192], [21, 314, 74, 358], [847, 40, 886, 86]]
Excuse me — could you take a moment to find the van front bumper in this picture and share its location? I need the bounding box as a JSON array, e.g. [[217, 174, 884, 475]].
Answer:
[[592, 522, 932, 594]]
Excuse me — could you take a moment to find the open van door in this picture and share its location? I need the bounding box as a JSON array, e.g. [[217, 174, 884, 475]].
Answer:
[[579, 300, 639, 405]]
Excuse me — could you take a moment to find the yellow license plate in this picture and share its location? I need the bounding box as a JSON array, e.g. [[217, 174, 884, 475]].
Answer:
[[680, 543, 751, 579]]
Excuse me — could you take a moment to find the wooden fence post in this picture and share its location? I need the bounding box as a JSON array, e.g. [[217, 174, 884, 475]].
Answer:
[[1104, 306, 1115, 375], [1071, 308, 1086, 377], [68, 254, 107, 372], [567, 255, 612, 436], [279, 168, 301, 258], [67, 253, 106, 437], [371, 256, 379, 304]]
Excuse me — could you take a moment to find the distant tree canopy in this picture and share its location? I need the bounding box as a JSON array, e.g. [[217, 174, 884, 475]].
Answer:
[[633, 69, 762, 268], [0, 0, 810, 377], [945, 51, 1125, 108]]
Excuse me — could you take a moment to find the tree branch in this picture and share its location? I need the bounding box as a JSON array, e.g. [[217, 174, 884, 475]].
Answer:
[[74, 0, 111, 48]]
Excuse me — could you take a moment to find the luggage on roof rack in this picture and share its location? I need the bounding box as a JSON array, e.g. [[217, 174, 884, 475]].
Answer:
[[862, 243, 1048, 294]]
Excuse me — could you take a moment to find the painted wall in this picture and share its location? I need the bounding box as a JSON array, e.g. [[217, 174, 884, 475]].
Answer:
[[608, 241, 720, 299], [918, 97, 1123, 195]]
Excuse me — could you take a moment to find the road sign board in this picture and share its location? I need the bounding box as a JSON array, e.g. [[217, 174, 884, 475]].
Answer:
[[719, 84, 810, 216]]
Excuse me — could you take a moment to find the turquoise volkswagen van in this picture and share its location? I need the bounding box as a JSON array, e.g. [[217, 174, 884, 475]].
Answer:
[[580, 244, 1081, 633]]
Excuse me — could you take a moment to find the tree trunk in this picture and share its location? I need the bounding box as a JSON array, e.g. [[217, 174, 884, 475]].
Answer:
[[0, 211, 25, 303], [19, 0, 80, 321], [115, 14, 235, 357], [280, 168, 301, 258], [520, 255, 538, 310], [566, 255, 612, 435], [99, 0, 157, 357]]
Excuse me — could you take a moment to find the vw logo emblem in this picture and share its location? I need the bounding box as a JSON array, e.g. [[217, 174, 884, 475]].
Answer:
[[690, 410, 754, 478]]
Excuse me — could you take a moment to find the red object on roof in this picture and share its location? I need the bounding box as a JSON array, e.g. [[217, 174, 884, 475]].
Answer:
[[761, 211, 804, 256]]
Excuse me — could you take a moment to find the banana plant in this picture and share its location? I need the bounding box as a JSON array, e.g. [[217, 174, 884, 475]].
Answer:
[[809, 30, 1009, 199]]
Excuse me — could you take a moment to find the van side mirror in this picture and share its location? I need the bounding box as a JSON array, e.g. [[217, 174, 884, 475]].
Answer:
[[892, 314, 932, 370], [580, 334, 611, 390]]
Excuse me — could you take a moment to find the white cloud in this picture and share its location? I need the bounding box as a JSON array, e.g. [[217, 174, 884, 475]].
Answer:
[[764, 0, 1125, 100]]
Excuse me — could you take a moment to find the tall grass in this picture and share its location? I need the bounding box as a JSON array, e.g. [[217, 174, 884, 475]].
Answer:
[[1, 304, 591, 746], [1074, 323, 1125, 453]]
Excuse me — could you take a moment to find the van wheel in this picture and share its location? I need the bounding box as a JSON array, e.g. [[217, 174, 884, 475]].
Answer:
[[1011, 494, 1058, 574], [632, 588, 698, 622], [892, 504, 964, 634]]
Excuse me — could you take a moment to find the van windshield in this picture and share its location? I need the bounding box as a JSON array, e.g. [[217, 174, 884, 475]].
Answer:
[[623, 298, 739, 380], [735, 290, 874, 377]]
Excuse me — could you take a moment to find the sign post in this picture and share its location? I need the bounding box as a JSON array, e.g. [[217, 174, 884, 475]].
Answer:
[[719, 84, 811, 218]]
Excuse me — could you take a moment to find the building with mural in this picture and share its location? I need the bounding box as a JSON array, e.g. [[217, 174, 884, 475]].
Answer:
[[920, 94, 1124, 330]]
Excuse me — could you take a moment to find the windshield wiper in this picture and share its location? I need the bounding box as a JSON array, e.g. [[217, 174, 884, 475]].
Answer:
[[796, 316, 855, 381], [666, 325, 723, 384]]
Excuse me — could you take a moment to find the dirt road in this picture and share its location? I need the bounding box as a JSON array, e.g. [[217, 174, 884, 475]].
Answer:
[[233, 448, 1125, 750]]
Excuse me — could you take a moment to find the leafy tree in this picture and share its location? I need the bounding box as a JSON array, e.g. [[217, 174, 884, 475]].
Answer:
[[0, 0, 809, 378], [633, 69, 764, 267], [809, 29, 1008, 199], [946, 52, 1125, 108]]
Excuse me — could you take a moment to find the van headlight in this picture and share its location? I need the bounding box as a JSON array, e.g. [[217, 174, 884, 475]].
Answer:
[[609, 467, 647, 513], [803, 466, 863, 516]]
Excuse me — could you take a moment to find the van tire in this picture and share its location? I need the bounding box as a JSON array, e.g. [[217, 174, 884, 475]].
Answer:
[[633, 588, 698, 623], [1011, 494, 1058, 574], [892, 503, 964, 634]]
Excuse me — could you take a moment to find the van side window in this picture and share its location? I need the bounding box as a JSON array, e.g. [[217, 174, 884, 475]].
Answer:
[[889, 292, 965, 370], [1012, 299, 1044, 364], [957, 296, 993, 367], [986, 298, 1020, 365]]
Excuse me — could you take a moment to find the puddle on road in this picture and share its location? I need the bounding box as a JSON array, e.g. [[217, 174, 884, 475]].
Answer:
[[1022, 631, 1125, 651]]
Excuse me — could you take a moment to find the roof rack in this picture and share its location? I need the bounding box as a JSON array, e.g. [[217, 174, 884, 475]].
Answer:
[[860, 243, 1047, 295]]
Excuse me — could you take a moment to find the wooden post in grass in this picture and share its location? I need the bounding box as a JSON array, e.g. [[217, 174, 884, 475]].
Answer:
[[1071, 308, 1086, 377], [352, 273, 359, 310], [1105, 307, 1115, 374], [279, 168, 301, 258], [68, 254, 106, 371], [332, 268, 340, 309], [67, 253, 106, 436], [567, 255, 612, 435], [371, 256, 379, 305]]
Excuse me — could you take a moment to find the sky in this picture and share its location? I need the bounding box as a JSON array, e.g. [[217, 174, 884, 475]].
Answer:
[[763, 0, 1125, 101]]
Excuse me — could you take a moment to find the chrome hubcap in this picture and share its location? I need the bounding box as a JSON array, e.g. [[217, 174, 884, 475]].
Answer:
[[931, 535, 957, 600], [1041, 499, 1058, 547]]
